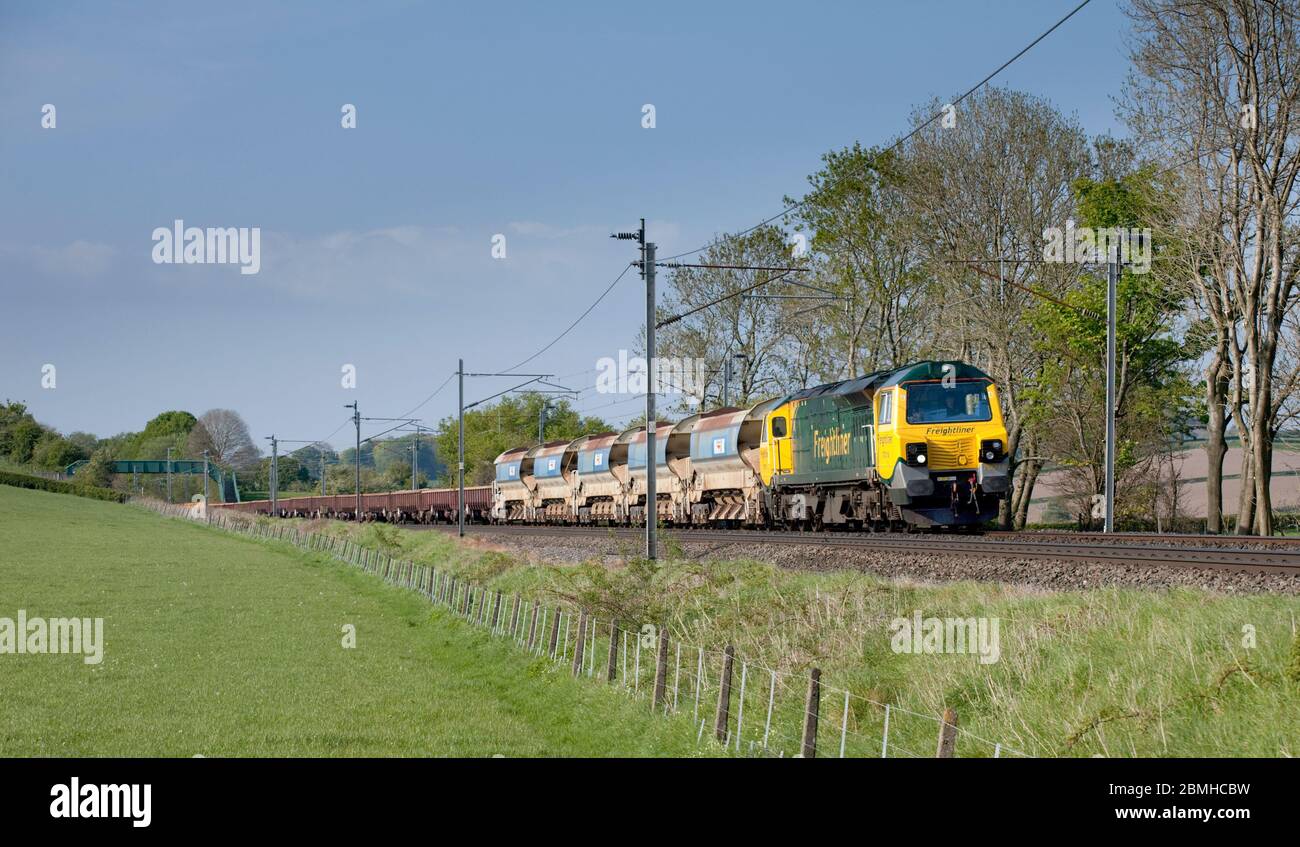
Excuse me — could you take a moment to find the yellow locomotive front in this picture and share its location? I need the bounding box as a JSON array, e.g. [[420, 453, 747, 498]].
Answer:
[[874, 361, 1010, 527]]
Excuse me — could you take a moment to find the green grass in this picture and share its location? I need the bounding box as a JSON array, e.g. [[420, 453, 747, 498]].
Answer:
[[0, 486, 710, 757], [287, 519, 1300, 758]]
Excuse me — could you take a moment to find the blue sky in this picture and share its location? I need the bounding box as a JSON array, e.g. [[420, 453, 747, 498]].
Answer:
[[0, 0, 1129, 452]]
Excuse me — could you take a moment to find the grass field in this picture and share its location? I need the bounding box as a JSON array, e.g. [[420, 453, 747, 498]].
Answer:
[[282, 518, 1300, 758], [0, 485, 709, 756]]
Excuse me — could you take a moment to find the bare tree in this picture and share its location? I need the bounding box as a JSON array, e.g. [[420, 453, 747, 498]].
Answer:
[[654, 226, 806, 412], [188, 409, 259, 469], [1124, 0, 1300, 534]]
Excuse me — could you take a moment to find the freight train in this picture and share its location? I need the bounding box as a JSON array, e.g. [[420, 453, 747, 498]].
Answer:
[[217, 361, 1011, 531], [493, 360, 1009, 530]]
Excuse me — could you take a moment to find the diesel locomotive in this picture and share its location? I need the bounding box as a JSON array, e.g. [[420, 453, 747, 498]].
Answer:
[[492, 360, 1010, 530]]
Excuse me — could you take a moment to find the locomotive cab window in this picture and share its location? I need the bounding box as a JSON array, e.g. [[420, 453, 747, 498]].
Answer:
[[771, 416, 787, 438], [905, 380, 992, 424], [877, 391, 893, 425]]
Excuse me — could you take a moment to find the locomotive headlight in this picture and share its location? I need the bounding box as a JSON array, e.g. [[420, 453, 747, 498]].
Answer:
[[905, 442, 927, 466], [980, 439, 1005, 463]]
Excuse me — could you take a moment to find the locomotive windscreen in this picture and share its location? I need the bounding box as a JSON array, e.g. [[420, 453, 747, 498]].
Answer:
[[905, 380, 992, 424]]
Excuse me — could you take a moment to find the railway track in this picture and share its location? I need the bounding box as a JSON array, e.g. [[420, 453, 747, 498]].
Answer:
[[425, 523, 1300, 577], [986, 529, 1300, 548]]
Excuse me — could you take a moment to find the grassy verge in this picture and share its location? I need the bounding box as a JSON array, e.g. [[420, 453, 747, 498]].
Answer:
[[0, 486, 710, 757], [277, 517, 1300, 758]]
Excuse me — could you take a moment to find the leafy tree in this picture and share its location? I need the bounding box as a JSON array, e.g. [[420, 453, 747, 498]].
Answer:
[[116, 411, 196, 459], [787, 143, 930, 379], [66, 431, 101, 456], [75, 449, 114, 488], [140, 410, 197, 440], [0, 401, 49, 464], [432, 393, 612, 486], [32, 432, 87, 470], [1029, 166, 1197, 526]]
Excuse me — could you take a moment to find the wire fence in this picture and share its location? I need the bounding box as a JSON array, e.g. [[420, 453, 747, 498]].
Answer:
[[138, 497, 1031, 759]]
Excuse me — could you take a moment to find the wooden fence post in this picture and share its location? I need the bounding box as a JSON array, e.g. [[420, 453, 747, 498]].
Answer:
[[571, 611, 588, 676], [936, 708, 958, 758], [606, 620, 620, 682], [653, 625, 670, 712], [491, 591, 503, 631], [714, 645, 735, 742], [801, 668, 821, 759], [547, 608, 562, 658], [526, 600, 540, 651]]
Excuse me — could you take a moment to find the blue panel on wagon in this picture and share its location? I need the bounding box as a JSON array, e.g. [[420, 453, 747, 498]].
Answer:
[[578, 446, 611, 474], [627, 437, 668, 470], [691, 423, 740, 460], [534, 453, 564, 479]]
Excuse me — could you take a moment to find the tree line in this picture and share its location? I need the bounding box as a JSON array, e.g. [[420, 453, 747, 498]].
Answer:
[[652, 0, 1300, 533], [0, 402, 454, 501]]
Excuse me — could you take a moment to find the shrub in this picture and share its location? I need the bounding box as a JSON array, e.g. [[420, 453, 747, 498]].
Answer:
[[0, 469, 128, 503]]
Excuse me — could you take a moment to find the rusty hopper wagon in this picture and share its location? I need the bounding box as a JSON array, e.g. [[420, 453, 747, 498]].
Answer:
[[213, 485, 492, 523]]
